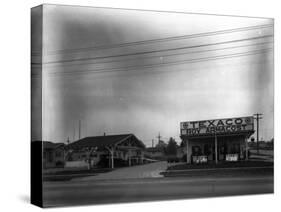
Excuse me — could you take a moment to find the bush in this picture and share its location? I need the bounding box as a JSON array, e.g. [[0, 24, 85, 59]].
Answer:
[[96, 157, 128, 168], [55, 161, 64, 167], [167, 156, 180, 163], [182, 154, 187, 162]]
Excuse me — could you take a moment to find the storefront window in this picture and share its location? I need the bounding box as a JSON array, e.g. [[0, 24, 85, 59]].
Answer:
[[230, 144, 240, 154], [204, 144, 212, 155], [192, 146, 202, 156], [55, 151, 61, 157]]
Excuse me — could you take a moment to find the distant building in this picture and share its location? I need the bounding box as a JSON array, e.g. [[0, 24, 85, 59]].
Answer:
[[249, 140, 274, 150], [65, 134, 145, 169], [42, 141, 65, 168], [180, 116, 255, 164], [144, 147, 165, 160]]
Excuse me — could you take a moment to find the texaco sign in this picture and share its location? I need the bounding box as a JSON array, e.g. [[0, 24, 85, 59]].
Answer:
[[180, 116, 254, 137]]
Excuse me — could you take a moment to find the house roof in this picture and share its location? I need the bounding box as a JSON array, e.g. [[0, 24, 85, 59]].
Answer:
[[43, 141, 65, 150], [66, 134, 145, 150], [146, 147, 164, 152]]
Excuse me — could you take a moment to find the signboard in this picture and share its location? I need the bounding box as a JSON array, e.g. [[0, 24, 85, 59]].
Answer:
[[226, 154, 239, 161], [180, 116, 254, 137], [192, 155, 208, 164]]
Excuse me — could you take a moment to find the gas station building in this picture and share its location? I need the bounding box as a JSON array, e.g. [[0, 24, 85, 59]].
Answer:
[[180, 116, 255, 164]]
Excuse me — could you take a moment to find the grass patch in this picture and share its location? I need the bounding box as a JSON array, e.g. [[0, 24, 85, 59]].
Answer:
[[167, 161, 273, 171], [43, 168, 113, 181], [44, 168, 112, 175]]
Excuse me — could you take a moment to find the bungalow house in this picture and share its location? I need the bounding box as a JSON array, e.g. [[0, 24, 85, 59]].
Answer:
[[65, 134, 146, 169], [42, 141, 65, 168]]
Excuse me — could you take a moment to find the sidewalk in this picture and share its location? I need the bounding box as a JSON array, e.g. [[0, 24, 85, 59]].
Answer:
[[161, 163, 273, 178], [73, 161, 168, 181]]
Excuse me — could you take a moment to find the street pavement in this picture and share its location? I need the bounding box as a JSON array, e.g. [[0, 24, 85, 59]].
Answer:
[[72, 161, 168, 181], [43, 165, 273, 207], [43, 174, 273, 207]]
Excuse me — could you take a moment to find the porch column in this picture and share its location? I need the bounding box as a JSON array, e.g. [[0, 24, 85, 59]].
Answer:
[[186, 139, 190, 163], [245, 136, 248, 161], [106, 146, 115, 169], [128, 149, 131, 166], [128, 142, 131, 166], [111, 148, 114, 169], [215, 133, 218, 164]]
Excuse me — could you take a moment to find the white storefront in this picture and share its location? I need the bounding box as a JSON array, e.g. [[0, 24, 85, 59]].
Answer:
[[180, 116, 255, 164]]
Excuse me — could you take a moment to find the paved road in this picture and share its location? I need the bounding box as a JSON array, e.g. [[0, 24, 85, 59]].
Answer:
[[43, 171, 273, 207], [73, 161, 168, 181]]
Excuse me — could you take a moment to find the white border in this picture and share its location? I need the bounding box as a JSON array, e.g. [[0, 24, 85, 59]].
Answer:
[[0, 0, 279, 211]]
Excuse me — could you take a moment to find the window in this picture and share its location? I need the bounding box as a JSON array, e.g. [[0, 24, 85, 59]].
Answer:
[[47, 151, 53, 163], [204, 144, 212, 155], [55, 151, 61, 157], [192, 146, 202, 156]]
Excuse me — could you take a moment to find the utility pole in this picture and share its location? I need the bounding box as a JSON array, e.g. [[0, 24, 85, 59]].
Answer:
[[79, 120, 81, 140], [73, 123, 76, 142], [152, 139, 154, 148], [253, 113, 263, 155], [157, 132, 161, 143]]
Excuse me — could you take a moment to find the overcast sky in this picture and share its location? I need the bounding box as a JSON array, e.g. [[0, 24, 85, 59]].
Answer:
[[32, 5, 274, 145]]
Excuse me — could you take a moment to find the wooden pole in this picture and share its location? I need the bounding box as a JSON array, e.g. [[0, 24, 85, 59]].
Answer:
[[128, 142, 131, 166], [106, 146, 114, 169], [128, 149, 131, 166], [108, 151, 110, 168], [186, 139, 189, 164], [215, 133, 218, 164], [111, 148, 114, 169], [245, 136, 248, 161], [254, 113, 262, 155], [78, 120, 81, 140]]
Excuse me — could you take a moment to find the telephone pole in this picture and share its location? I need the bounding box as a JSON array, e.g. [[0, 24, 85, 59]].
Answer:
[[73, 123, 76, 142], [157, 132, 161, 143], [79, 120, 81, 140], [253, 113, 263, 155]]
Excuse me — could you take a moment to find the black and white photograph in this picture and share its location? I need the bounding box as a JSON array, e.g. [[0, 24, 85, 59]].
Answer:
[[30, 3, 274, 208]]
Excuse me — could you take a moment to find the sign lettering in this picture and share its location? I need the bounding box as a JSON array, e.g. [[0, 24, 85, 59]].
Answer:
[[180, 116, 254, 137]]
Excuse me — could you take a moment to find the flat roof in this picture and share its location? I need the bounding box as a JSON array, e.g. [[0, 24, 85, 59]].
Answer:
[[181, 131, 254, 139]]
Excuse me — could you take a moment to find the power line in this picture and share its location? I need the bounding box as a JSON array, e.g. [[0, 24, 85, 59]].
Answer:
[[32, 35, 273, 65], [43, 48, 272, 77], [31, 48, 272, 79], [37, 40, 273, 69], [31, 24, 273, 56]]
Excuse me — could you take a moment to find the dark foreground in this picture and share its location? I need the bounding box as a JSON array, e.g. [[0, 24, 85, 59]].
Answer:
[[43, 167, 273, 207]]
